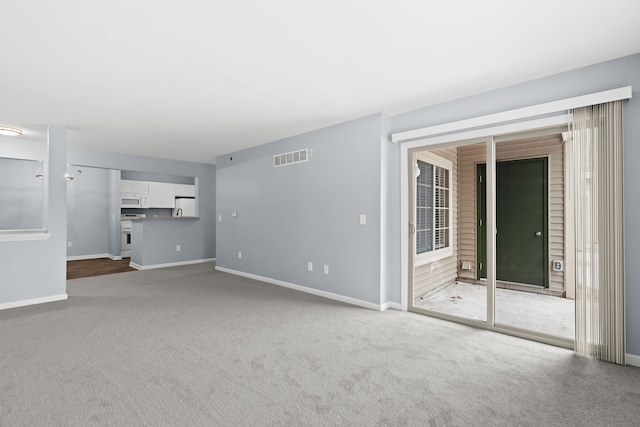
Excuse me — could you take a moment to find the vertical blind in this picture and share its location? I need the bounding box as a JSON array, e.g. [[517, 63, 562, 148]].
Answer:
[[572, 100, 625, 364]]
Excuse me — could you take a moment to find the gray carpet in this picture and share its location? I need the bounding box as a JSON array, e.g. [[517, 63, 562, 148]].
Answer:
[[1, 263, 639, 426]]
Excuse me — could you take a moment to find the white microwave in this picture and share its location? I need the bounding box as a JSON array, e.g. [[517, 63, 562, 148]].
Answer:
[[121, 193, 149, 208]]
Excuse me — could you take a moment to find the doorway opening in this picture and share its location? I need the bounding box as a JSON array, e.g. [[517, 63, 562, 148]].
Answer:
[[477, 158, 548, 289]]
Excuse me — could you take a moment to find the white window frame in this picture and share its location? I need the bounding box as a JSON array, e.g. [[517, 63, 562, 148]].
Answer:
[[414, 151, 453, 266]]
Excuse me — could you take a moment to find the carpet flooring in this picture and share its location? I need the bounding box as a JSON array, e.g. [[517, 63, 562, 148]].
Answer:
[[67, 257, 136, 280], [1, 263, 639, 426]]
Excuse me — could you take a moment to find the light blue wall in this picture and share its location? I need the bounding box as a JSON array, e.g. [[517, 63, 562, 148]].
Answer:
[[383, 114, 401, 304], [216, 114, 384, 305], [0, 125, 67, 305], [66, 166, 111, 257], [68, 146, 216, 265], [390, 53, 640, 356], [0, 158, 44, 230], [0, 136, 45, 162], [108, 170, 121, 257], [131, 219, 206, 266]]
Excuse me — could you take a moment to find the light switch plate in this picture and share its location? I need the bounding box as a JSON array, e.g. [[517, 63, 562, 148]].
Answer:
[[360, 214, 366, 225], [308, 262, 313, 272]]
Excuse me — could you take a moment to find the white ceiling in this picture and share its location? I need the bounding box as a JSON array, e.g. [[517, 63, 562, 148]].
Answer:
[[1, 1, 639, 164]]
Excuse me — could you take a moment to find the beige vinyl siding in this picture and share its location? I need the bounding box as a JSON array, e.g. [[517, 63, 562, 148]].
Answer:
[[413, 147, 458, 303], [457, 135, 565, 293], [457, 143, 485, 282]]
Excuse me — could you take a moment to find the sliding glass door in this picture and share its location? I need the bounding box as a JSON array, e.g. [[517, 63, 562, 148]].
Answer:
[[410, 141, 487, 324], [409, 131, 575, 346], [491, 137, 574, 340]]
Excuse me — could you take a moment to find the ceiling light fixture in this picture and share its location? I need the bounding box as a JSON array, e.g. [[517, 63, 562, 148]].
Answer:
[[0, 126, 23, 136]]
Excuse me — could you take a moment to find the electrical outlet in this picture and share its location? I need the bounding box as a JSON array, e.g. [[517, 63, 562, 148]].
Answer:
[[323, 265, 329, 274], [67, 241, 72, 247], [552, 260, 563, 272], [308, 262, 313, 272], [238, 251, 242, 259], [176, 245, 181, 252]]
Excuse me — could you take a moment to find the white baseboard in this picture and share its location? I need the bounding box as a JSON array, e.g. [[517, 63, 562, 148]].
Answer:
[[0, 293, 68, 311], [381, 301, 403, 311], [215, 266, 382, 311], [108, 254, 122, 261], [130, 258, 216, 271], [626, 353, 640, 367], [67, 253, 111, 261]]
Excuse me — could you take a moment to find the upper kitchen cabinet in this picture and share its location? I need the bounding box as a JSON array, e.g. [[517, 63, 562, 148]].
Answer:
[[174, 184, 196, 198], [148, 182, 176, 208], [120, 170, 195, 212], [121, 179, 149, 195]]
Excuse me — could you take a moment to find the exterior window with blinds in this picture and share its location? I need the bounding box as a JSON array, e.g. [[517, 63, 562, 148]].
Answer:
[[415, 153, 452, 263]]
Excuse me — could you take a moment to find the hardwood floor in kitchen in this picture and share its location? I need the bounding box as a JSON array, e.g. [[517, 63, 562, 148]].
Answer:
[[67, 258, 136, 280]]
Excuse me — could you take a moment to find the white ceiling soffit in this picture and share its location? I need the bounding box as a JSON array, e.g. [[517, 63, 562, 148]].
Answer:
[[1, 1, 639, 164]]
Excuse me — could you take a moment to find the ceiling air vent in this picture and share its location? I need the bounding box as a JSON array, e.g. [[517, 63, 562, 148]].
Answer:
[[274, 148, 309, 168]]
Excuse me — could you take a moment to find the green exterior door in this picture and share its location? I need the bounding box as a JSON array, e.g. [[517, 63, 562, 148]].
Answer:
[[477, 158, 548, 287]]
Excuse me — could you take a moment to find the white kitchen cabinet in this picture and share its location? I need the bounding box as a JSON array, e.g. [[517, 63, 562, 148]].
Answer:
[[121, 179, 149, 195], [133, 181, 149, 194], [174, 184, 196, 198], [162, 183, 176, 208], [121, 179, 135, 194], [148, 182, 163, 208], [148, 182, 176, 208]]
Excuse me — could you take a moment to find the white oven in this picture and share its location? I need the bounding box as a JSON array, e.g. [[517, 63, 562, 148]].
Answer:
[[121, 220, 132, 258], [120, 214, 145, 258]]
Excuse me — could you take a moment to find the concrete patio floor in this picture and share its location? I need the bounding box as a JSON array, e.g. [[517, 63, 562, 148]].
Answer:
[[416, 281, 575, 340]]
